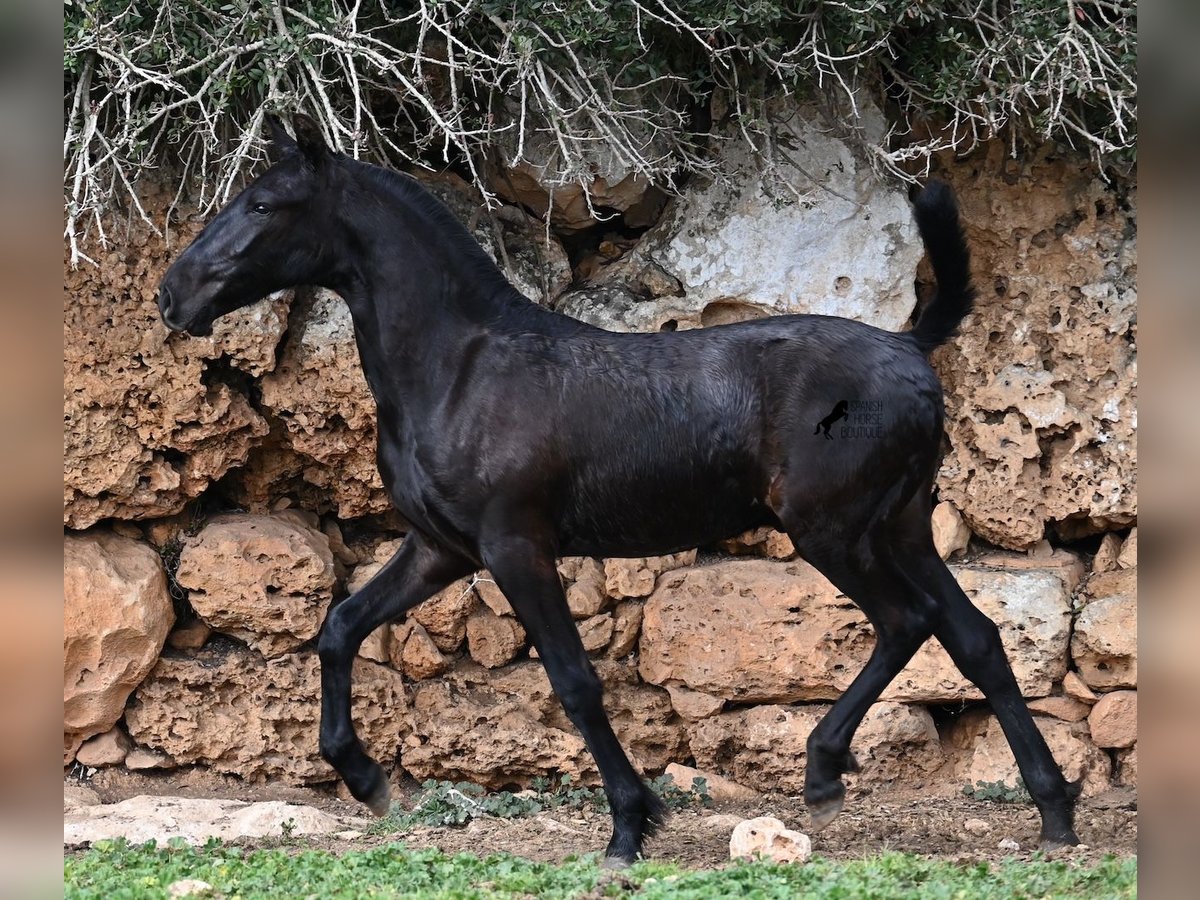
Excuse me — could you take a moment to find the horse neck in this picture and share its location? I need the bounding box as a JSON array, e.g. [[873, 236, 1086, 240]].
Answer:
[[321, 161, 544, 413]]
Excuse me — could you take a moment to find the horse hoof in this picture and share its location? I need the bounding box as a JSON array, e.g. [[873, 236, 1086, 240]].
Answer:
[[808, 794, 845, 831], [363, 779, 392, 817], [1039, 831, 1081, 852], [601, 855, 632, 871]]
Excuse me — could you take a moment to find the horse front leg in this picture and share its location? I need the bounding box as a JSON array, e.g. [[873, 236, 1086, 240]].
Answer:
[[483, 531, 664, 868], [318, 532, 471, 814]]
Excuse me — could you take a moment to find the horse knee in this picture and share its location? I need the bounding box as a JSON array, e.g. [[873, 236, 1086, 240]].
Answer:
[[555, 664, 604, 720]]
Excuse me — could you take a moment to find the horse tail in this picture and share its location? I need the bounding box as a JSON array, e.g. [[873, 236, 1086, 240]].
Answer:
[[907, 181, 977, 354]]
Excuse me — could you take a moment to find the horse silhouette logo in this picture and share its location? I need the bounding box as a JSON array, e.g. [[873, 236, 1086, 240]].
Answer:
[[814, 400, 850, 439]]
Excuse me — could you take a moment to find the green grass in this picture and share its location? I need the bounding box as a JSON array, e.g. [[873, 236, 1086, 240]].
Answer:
[[66, 840, 1136, 899]]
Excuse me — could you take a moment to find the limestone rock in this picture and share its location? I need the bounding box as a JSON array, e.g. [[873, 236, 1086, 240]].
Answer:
[[1088, 690, 1137, 748], [945, 710, 1110, 797], [474, 574, 513, 616], [606, 601, 644, 659], [403, 661, 685, 786], [665, 683, 725, 722], [932, 502, 971, 560], [932, 146, 1136, 549], [639, 559, 1071, 705], [175, 514, 335, 658], [358, 625, 391, 664], [665, 763, 758, 801], [64, 531, 173, 761], [167, 619, 211, 652], [605, 551, 697, 599], [1027, 696, 1091, 723], [63, 206, 284, 528], [392, 622, 452, 681], [600, 102, 922, 334], [410, 577, 477, 652], [125, 747, 175, 770], [718, 527, 795, 560], [729, 816, 812, 863], [1117, 527, 1137, 568], [578, 613, 614, 654], [75, 727, 132, 768], [126, 646, 408, 784], [566, 558, 609, 618], [255, 289, 387, 518], [1092, 533, 1123, 573], [346, 560, 383, 595], [1118, 745, 1137, 786], [64, 796, 351, 847], [690, 701, 943, 793], [64, 782, 101, 811], [1072, 573, 1137, 690], [1063, 671, 1099, 704], [973, 549, 1087, 593], [466, 607, 527, 669]]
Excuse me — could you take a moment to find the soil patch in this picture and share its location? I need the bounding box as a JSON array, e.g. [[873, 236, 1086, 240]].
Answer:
[[69, 769, 1136, 869]]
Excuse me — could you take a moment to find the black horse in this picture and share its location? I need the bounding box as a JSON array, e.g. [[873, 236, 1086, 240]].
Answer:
[[158, 115, 1080, 865]]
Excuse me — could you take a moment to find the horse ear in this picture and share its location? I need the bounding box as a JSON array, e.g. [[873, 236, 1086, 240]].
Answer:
[[292, 114, 330, 168], [264, 114, 297, 162]]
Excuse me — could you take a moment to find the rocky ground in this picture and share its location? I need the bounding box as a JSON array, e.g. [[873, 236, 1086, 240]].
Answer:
[[66, 768, 1137, 870]]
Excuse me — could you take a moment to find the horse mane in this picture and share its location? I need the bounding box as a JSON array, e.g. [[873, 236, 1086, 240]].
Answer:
[[349, 160, 520, 301]]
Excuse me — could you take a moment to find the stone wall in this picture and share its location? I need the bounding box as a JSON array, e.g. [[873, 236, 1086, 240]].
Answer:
[[63, 113, 1136, 798]]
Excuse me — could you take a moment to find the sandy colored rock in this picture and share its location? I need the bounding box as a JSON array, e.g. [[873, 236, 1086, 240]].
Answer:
[[718, 527, 795, 560], [945, 710, 1111, 797], [64, 782, 101, 811], [932, 147, 1136, 549], [1118, 745, 1137, 786], [125, 747, 175, 770], [63, 204, 285, 528], [578, 613, 614, 654], [665, 683, 724, 722], [729, 816, 812, 863], [126, 646, 408, 784], [176, 514, 335, 658], [605, 551, 697, 599], [1027, 696, 1091, 723], [64, 531, 173, 762], [167, 879, 214, 898], [1072, 577, 1137, 690], [566, 558, 609, 618], [64, 796, 351, 847], [973, 549, 1087, 593], [75, 727, 132, 768], [392, 622, 452, 681], [640, 559, 1071, 705], [347, 560, 383, 595], [358, 625, 391, 664], [606, 601, 644, 659], [690, 702, 943, 793], [1063, 671, 1099, 704], [1088, 690, 1137, 748], [167, 619, 211, 652], [665, 763, 758, 802], [932, 501, 971, 560], [467, 607, 527, 668], [474, 574, 513, 616], [1116, 527, 1137, 568], [1092, 533, 1123, 573], [410, 577, 477, 652]]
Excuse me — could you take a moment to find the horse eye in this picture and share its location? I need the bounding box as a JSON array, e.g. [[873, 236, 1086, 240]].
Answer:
[[251, 202, 271, 215]]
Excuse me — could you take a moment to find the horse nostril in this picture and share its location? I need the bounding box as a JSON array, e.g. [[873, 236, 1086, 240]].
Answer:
[[158, 286, 173, 315]]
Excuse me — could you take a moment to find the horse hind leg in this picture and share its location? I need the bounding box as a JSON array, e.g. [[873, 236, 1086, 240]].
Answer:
[[785, 526, 939, 830]]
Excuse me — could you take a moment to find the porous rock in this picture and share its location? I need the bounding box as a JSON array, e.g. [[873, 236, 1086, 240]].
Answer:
[[932, 501, 972, 560], [1088, 690, 1137, 748], [945, 709, 1111, 797], [175, 514, 335, 658], [1072, 570, 1137, 690], [126, 645, 408, 784], [466, 606, 527, 668], [729, 816, 812, 863], [64, 204, 286, 528], [665, 762, 758, 801], [64, 530, 173, 761], [639, 559, 1071, 704], [932, 147, 1136, 549], [604, 551, 698, 600], [689, 701, 943, 793]]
